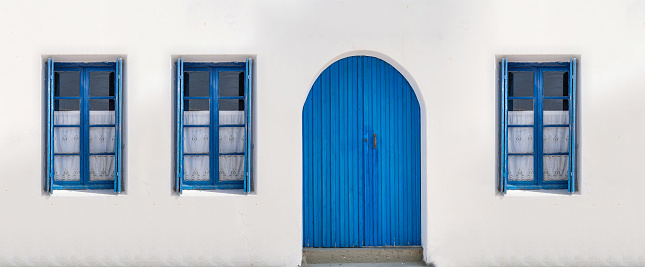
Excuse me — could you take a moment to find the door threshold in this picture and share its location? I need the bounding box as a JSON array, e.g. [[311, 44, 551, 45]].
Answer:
[[302, 247, 424, 265]]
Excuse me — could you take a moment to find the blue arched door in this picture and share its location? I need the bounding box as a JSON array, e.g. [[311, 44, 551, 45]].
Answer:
[[303, 56, 421, 247]]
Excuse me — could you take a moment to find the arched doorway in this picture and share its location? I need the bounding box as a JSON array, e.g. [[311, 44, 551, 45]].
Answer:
[[303, 55, 421, 247]]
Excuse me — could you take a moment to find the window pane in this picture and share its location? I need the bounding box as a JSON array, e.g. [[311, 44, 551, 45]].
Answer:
[[543, 99, 568, 111], [219, 99, 244, 111], [184, 155, 210, 181], [54, 155, 81, 181], [219, 155, 244, 181], [54, 127, 80, 153], [89, 155, 115, 181], [184, 99, 210, 111], [90, 99, 115, 111], [543, 155, 569, 181], [184, 127, 209, 154], [508, 71, 533, 97], [184, 110, 210, 125], [543, 71, 568, 97], [185, 71, 210, 97], [508, 156, 534, 181], [508, 127, 533, 154], [219, 127, 245, 154], [219, 71, 244, 97], [508, 99, 533, 111], [55, 71, 80, 97], [543, 127, 569, 154], [54, 99, 80, 111], [89, 127, 115, 153], [89, 71, 115, 96]]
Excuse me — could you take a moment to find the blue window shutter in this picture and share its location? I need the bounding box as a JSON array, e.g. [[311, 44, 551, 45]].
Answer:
[[46, 58, 54, 194], [114, 58, 123, 193], [176, 59, 184, 194], [569, 58, 577, 193], [244, 58, 253, 193], [500, 58, 508, 194]]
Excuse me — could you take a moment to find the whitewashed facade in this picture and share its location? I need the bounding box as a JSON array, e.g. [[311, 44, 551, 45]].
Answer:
[[1, 0, 645, 266]]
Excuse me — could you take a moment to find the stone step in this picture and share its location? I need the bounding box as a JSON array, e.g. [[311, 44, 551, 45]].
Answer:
[[303, 247, 424, 265]]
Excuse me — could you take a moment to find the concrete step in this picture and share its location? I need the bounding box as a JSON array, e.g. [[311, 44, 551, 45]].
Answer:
[[303, 247, 424, 265]]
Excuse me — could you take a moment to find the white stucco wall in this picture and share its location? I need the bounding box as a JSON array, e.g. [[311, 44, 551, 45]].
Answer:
[[1, 0, 645, 266]]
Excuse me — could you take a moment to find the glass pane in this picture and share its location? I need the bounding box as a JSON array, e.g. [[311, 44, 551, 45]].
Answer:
[[543, 99, 569, 124], [54, 99, 80, 111], [89, 155, 115, 181], [508, 127, 533, 154], [184, 99, 210, 111], [89, 127, 115, 153], [543, 127, 569, 154], [89, 71, 115, 96], [219, 127, 245, 154], [543, 155, 569, 181], [184, 110, 210, 125], [90, 99, 115, 111], [219, 155, 244, 181], [54, 156, 81, 181], [219, 99, 244, 111], [184, 127, 209, 154], [220, 110, 245, 125], [54, 127, 80, 153], [54, 100, 80, 125], [508, 99, 533, 111], [184, 155, 210, 181], [543, 71, 568, 97], [54, 71, 80, 97], [185, 71, 210, 97], [543, 99, 568, 111], [219, 71, 244, 97], [508, 71, 533, 97], [508, 156, 534, 181]]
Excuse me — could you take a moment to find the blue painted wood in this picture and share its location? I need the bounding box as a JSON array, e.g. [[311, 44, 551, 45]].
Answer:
[[503, 60, 574, 192], [569, 58, 577, 193], [114, 58, 122, 193], [176, 58, 184, 194], [51, 62, 118, 191], [47, 58, 54, 194], [303, 56, 421, 247], [500, 58, 508, 193], [245, 58, 253, 192]]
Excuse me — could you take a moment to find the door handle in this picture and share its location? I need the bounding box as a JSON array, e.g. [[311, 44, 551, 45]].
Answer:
[[373, 134, 377, 149]]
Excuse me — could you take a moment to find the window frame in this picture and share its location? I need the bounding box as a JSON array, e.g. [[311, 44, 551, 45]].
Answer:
[[175, 59, 253, 193], [500, 58, 577, 193], [46, 59, 123, 193]]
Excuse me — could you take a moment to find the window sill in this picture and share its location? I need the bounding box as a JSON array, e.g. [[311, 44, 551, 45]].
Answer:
[[505, 189, 575, 197], [180, 189, 254, 197], [50, 189, 118, 197]]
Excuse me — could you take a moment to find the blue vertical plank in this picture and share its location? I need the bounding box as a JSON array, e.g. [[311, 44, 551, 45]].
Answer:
[[47, 58, 54, 194], [569, 58, 577, 193], [339, 58, 347, 247], [363, 56, 372, 246], [400, 70, 407, 246], [357, 56, 365, 247], [114, 58, 123, 193], [313, 78, 322, 247], [501, 58, 508, 193], [330, 61, 338, 247], [244, 58, 253, 192], [176, 58, 184, 194]]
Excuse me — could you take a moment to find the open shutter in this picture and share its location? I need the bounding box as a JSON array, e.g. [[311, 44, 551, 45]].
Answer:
[[500, 58, 508, 194], [244, 58, 253, 193], [176, 59, 184, 194], [568, 58, 577, 193], [114, 58, 123, 193], [46, 58, 54, 194]]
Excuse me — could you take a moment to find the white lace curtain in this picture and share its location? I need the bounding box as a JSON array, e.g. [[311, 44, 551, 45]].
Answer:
[[53, 111, 115, 182], [183, 111, 245, 182], [508, 111, 569, 181]]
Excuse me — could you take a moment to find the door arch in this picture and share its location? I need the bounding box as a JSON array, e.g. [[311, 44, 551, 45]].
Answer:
[[303, 55, 421, 247]]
